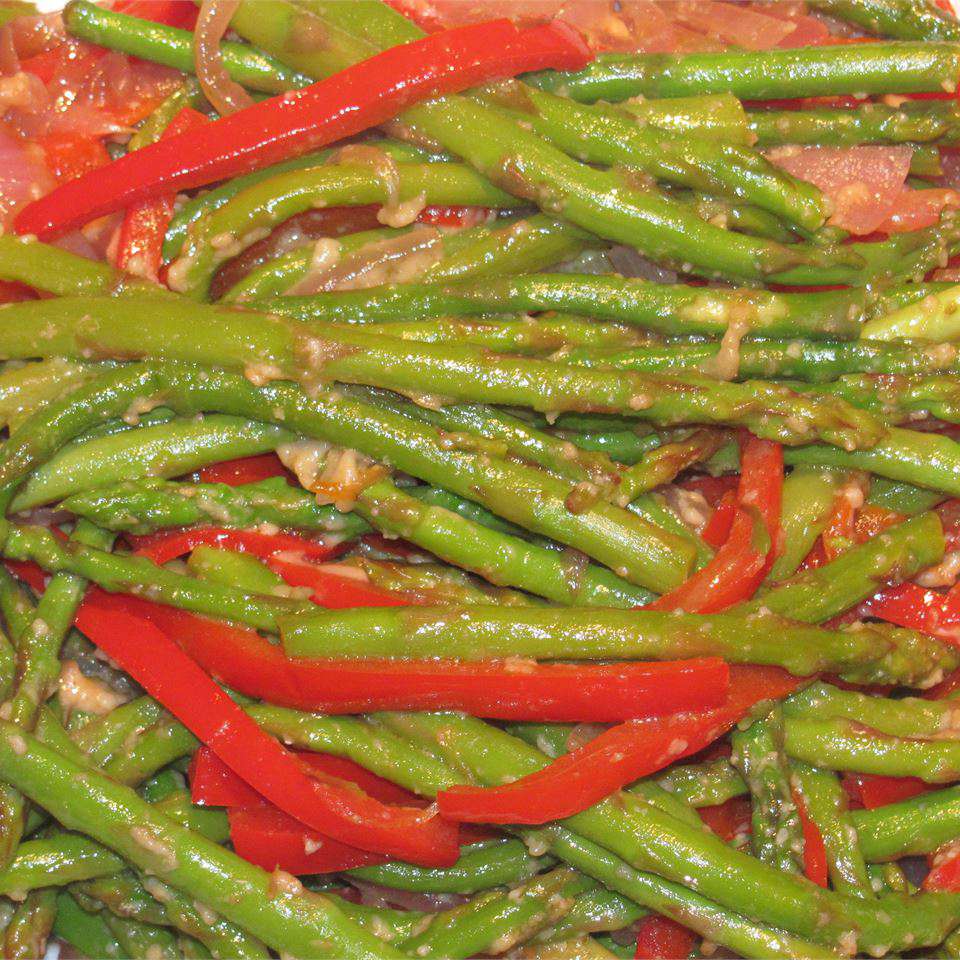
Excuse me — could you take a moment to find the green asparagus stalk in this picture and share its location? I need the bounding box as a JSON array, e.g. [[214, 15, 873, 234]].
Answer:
[[526, 42, 960, 103], [731, 706, 805, 874], [279, 603, 955, 687], [807, 0, 960, 40]]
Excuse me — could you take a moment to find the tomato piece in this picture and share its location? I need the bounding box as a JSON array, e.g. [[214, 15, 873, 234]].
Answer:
[[634, 916, 698, 960], [697, 796, 751, 843], [36, 132, 111, 184]]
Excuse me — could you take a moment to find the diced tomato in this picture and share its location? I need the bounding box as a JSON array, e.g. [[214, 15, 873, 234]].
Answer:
[[874, 187, 960, 234], [0, 127, 54, 230], [768, 145, 913, 235], [634, 916, 698, 960], [37, 131, 111, 184], [854, 504, 905, 543], [673, 0, 794, 48], [194, 454, 291, 486]]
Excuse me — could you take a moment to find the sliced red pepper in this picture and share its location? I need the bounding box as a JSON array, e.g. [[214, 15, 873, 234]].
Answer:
[[228, 806, 390, 874], [80, 590, 727, 720], [191, 744, 421, 808], [678, 474, 737, 508], [113, 0, 198, 28], [861, 582, 960, 645], [436, 666, 802, 824], [924, 840, 960, 891], [266, 555, 412, 608], [854, 503, 905, 543], [74, 597, 460, 866], [794, 791, 828, 888], [115, 107, 207, 282], [16, 19, 591, 238], [0, 281, 36, 304], [843, 774, 930, 809], [417, 205, 492, 228], [195, 454, 291, 486], [648, 434, 781, 612], [646, 507, 768, 613], [128, 527, 339, 565], [633, 916, 698, 960], [697, 796, 751, 843], [737, 433, 784, 556], [701, 491, 735, 550]]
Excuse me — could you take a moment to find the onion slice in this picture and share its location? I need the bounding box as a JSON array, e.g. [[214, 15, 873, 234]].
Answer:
[[194, 0, 254, 116]]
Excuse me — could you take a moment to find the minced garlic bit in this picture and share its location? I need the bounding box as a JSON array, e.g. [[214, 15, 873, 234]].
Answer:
[[59, 661, 127, 717]]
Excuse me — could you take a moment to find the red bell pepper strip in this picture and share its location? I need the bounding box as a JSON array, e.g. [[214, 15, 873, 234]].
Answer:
[[228, 806, 390, 874], [195, 454, 290, 486], [15, 19, 591, 238], [678, 474, 737, 508], [646, 507, 768, 613], [737, 434, 784, 557], [436, 666, 802, 824], [266, 555, 412, 608], [191, 745, 421, 808], [115, 107, 207, 283], [861, 582, 960, 646], [128, 527, 339, 565], [113, 0, 198, 28], [417, 205, 492, 228], [633, 916, 698, 960], [647, 434, 782, 613], [701, 491, 735, 550], [793, 791, 829, 888], [924, 840, 960, 891], [843, 774, 930, 809], [74, 598, 460, 866], [78, 590, 727, 720], [697, 797, 752, 844]]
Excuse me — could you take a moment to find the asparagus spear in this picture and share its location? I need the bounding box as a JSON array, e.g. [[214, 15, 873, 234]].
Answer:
[[526, 42, 960, 103], [278, 604, 956, 688], [807, 0, 960, 40], [731, 706, 805, 874]]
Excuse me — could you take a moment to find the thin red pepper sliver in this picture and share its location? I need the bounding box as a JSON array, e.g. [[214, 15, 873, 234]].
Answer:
[[228, 806, 390, 874], [844, 774, 930, 809], [115, 107, 207, 282], [79, 589, 727, 720], [191, 744, 422, 808], [697, 796, 752, 843], [861, 582, 960, 645], [128, 527, 339, 564], [646, 434, 782, 613], [74, 597, 460, 866], [793, 791, 829, 888], [633, 916, 698, 960], [645, 507, 768, 613], [267, 554, 412, 608], [436, 666, 802, 824], [701, 491, 736, 549], [195, 454, 290, 486], [15, 18, 591, 238]]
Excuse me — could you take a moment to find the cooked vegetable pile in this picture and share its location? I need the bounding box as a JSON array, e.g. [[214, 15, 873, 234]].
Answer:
[[6, 0, 960, 957]]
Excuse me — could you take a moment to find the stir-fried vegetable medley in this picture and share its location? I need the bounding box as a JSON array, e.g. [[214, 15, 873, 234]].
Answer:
[[6, 0, 960, 957]]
